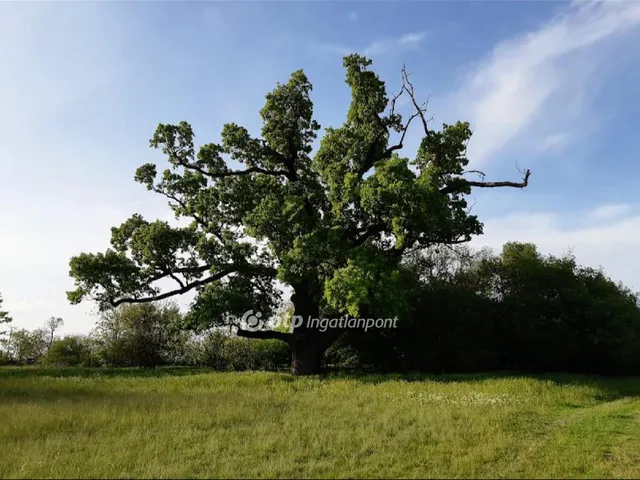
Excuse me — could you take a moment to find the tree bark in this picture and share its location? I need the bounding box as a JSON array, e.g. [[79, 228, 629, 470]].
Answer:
[[288, 281, 335, 375], [291, 340, 324, 375]]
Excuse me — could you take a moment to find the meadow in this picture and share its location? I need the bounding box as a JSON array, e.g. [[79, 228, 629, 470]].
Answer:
[[1, 367, 640, 478]]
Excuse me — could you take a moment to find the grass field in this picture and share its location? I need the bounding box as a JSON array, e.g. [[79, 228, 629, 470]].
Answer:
[[1, 367, 640, 478]]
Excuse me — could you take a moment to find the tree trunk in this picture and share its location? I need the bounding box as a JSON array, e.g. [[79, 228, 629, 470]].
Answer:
[[291, 340, 324, 375], [289, 281, 326, 376], [235, 280, 348, 375]]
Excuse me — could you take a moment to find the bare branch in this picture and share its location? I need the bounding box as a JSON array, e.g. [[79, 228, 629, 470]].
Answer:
[[440, 169, 531, 195], [357, 98, 421, 179], [401, 65, 431, 137], [462, 170, 486, 179], [388, 87, 404, 118], [356, 67, 435, 180]]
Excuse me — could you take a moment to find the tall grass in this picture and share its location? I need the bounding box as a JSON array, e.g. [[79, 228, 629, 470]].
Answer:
[[1, 367, 639, 478]]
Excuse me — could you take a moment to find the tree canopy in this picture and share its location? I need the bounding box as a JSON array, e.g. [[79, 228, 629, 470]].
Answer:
[[68, 54, 530, 374]]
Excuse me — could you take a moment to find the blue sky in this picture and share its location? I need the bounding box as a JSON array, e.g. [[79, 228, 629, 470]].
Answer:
[[2, 0, 640, 335]]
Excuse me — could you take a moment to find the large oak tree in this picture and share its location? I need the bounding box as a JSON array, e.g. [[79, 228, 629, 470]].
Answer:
[[68, 55, 530, 375]]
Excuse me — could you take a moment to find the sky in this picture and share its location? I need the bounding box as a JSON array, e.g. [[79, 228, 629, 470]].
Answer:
[[1, 0, 640, 335]]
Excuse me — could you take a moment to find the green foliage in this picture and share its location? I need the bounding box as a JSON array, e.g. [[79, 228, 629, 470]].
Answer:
[[44, 316, 64, 349], [93, 302, 184, 367], [198, 331, 290, 371], [43, 336, 95, 367], [0, 350, 12, 366], [472, 242, 640, 373], [7, 329, 47, 365], [185, 275, 279, 331], [346, 242, 640, 375], [0, 293, 11, 336]]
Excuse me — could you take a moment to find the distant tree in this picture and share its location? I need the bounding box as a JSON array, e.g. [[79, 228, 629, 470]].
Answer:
[[469, 242, 640, 373], [93, 302, 182, 367], [67, 54, 531, 375], [0, 293, 12, 336], [44, 335, 94, 366], [44, 316, 64, 350], [10, 328, 47, 364], [346, 242, 640, 375]]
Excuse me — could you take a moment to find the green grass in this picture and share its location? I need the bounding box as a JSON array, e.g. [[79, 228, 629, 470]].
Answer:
[[1, 367, 640, 478]]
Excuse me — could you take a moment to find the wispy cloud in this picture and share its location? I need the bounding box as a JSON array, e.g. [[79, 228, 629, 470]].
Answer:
[[363, 32, 427, 56], [450, 0, 640, 166], [537, 132, 571, 152], [589, 203, 633, 221], [313, 31, 427, 58], [348, 11, 359, 23], [312, 42, 352, 56]]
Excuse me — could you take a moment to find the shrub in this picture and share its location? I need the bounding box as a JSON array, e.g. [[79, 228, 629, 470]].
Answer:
[[43, 336, 94, 367], [198, 331, 290, 371]]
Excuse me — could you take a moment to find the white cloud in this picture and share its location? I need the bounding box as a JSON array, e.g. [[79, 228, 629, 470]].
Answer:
[[538, 132, 571, 152], [312, 42, 352, 56], [589, 203, 632, 221], [400, 33, 426, 45], [451, 0, 640, 166], [364, 32, 427, 56], [313, 31, 427, 58], [348, 11, 359, 23], [473, 204, 640, 290]]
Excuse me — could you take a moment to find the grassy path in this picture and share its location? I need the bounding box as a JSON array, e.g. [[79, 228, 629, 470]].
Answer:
[[1, 367, 639, 478]]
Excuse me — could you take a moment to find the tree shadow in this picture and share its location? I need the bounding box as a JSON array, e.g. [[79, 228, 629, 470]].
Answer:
[[320, 370, 640, 400], [0, 366, 216, 406], [2, 366, 639, 404], [0, 384, 144, 405], [0, 365, 214, 380]]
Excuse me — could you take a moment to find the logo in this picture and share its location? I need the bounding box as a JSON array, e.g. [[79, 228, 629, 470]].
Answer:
[[226, 310, 399, 333], [241, 310, 263, 331]]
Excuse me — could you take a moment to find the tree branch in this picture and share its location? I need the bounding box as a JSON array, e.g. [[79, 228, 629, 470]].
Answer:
[[203, 164, 290, 179], [147, 264, 213, 283], [151, 187, 210, 231], [356, 66, 433, 180], [171, 151, 290, 180], [237, 328, 292, 343], [111, 267, 237, 307], [462, 170, 486, 179], [353, 224, 386, 246], [401, 65, 431, 138], [168, 272, 185, 289], [440, 169, 531, 195], [111, 264, 278, 307]]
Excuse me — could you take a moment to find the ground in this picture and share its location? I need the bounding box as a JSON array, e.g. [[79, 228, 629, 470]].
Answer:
[[1, 367, 640, 478]]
